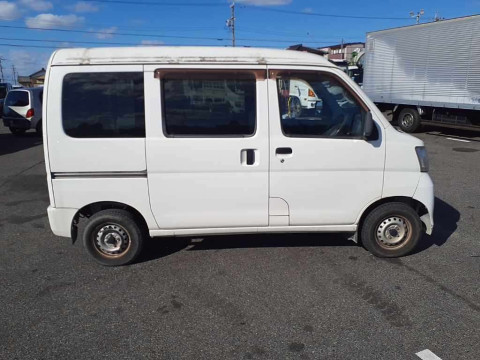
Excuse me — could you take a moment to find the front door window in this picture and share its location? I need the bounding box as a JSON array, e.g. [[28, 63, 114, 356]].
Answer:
[[276, 72, 366, 138]]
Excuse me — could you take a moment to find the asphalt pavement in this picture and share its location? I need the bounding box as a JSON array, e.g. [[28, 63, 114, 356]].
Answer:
[[0, 125, 479, 359]]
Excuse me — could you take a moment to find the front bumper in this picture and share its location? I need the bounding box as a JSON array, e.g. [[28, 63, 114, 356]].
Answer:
[[413, 173, 435, 235], [47, 206, 78, 238]]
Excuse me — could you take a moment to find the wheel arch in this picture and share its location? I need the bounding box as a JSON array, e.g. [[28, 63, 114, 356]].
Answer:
[[356, 196, 429, 240], [71, 201, 149, 243], [393, 105, 417, 120]]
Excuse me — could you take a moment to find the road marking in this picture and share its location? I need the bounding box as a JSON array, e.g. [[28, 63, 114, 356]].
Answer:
[[446, 137, 470, 143], [416, 349, 443, 360]]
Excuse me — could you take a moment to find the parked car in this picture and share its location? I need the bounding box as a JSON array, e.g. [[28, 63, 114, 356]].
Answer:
[[2, 87, 43, 135], [43, 46, 434, 266], [0, 82, 13, 118]]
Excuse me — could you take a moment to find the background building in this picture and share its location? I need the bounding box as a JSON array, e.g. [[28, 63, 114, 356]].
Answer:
[[318, 42, 365, 64], [18, 68, 45, 87], [287, 44, 327, 56]]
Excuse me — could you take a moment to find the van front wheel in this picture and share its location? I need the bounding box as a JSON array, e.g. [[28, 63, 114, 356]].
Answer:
[[83, 209, 145, 266], [360, 202, 422, 258]]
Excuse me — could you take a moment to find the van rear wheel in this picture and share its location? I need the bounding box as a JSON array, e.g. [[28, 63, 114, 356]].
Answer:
[[360, 202, 422, 258], [83, 209, 145, 266]]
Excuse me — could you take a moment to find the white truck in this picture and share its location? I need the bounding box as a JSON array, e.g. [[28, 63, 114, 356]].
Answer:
[[362, 15, 480, 132]]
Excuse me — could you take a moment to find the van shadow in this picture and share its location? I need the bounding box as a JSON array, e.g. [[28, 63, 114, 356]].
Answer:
[[413, 197, 460, 253], [0, 131, 42, 156], [138, 232, 355, 264], [138, 197, 459, 263]]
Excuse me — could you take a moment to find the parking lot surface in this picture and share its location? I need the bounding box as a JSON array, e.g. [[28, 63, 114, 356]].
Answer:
[[0, 126, 479, 359]]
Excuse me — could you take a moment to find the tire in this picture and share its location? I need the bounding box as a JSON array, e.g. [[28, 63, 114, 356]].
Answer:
[[35, 120, 42, 136], [288, 96, 302, 118], [83, 209, 145, 266], [397, 108, 421, 133], [360, 202, 423, 258], [10, 127, 26, 136]]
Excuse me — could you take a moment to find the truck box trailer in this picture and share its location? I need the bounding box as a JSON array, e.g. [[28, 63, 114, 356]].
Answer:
[[362, 15, 480, 132]]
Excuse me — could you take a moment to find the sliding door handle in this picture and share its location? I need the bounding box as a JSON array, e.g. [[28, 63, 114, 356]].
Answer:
[[276, 147, 293, 155]]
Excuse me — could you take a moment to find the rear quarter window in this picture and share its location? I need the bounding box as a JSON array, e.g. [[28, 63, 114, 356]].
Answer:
[[5, 91, 29, 107], [62, 72, 145, 138]]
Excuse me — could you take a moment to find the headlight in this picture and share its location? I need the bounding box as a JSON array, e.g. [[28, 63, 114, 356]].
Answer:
[[415, 146, 429, 172]]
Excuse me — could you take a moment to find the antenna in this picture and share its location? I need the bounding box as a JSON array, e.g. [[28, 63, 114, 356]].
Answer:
[[434, 11, 444, 22], [410, 9, 425, 24]]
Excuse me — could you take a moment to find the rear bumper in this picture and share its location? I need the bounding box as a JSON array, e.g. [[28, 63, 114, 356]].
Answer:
[[3, 117, 31, 129], [47, 206, 78, 238]]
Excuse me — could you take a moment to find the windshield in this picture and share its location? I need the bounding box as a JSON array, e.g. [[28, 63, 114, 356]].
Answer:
[[0, 86, 7, 99]]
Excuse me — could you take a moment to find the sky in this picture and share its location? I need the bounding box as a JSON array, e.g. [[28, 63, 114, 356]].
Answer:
[[0, 0, 479, 79]]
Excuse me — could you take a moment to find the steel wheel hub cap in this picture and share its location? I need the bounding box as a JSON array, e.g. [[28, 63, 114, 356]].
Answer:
[[402, 114, 414, 128], [376, 217, 409, 247], [95, 224, 130, 256]]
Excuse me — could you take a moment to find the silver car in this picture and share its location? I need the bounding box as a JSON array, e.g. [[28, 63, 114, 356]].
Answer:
[[2, 87, 43, 135]]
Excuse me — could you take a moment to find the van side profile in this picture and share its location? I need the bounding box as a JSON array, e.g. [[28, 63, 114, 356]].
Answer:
[[43, 47, 434, 266]]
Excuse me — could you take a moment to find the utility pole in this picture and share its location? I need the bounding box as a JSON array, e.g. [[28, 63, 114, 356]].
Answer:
[[340, 38, 344, 60], [410, 9, 425, 24], [226, 1, 236, 47], [0, 57, 5, 82], [11, 64, 17, 85]]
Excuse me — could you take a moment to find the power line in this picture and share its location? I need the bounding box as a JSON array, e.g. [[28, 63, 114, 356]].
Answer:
[[82, 0, 224, 6], [3, 17, 357, 41], [0, 24, 348, 44], [0, 42, 318, 50], [242, 6, 411, 20], [0, 43, 61, 49], [0, 36, 159, 47], [82, 0, 411, 20], [0, 24, 227, 42]]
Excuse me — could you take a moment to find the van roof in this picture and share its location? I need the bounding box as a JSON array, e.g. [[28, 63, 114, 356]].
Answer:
[[50, 46, 334, 67]]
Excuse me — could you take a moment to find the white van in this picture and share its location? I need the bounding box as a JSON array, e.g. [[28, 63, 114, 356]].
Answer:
[[3, 87, 43, 135], [43, 47, 434, 266]]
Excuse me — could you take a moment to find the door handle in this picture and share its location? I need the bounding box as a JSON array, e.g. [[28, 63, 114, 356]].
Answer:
[[241, 149, 256, 166], [276, 147, 293, 155]]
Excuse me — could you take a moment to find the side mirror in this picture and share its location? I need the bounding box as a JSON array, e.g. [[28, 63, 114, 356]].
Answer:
[[363, 111, 374, 139]]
